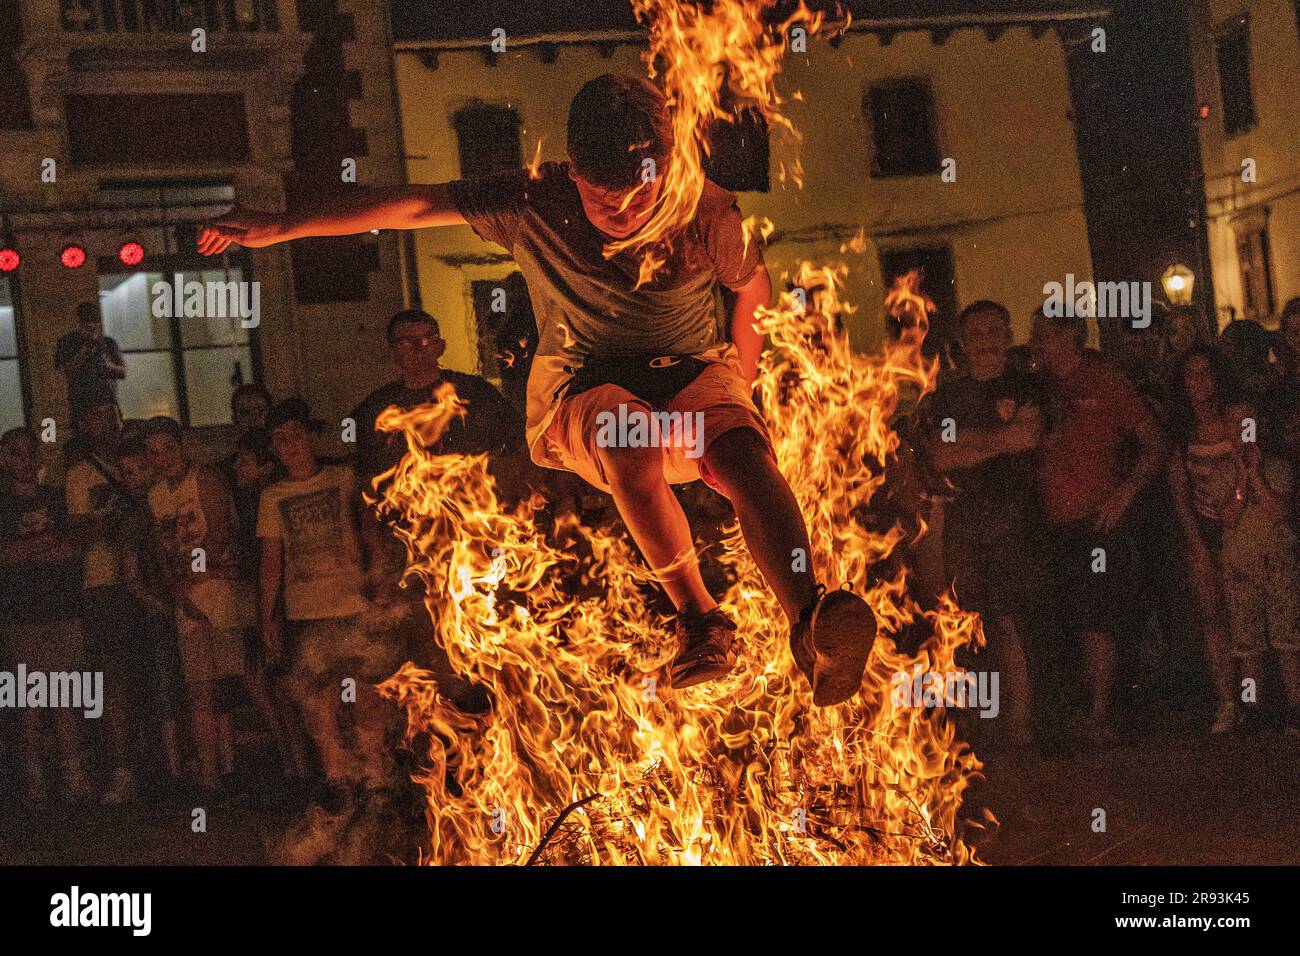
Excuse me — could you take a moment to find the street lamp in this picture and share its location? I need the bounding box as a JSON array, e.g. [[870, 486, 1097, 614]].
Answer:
[[1162, 263, 1195, 306]]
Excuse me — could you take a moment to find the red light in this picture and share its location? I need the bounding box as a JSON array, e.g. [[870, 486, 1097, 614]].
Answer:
[[0, 248, 18, 272], [61, 245, 87, 269], [1199, 103, 1210, 119], [118, 241, 144, 266]]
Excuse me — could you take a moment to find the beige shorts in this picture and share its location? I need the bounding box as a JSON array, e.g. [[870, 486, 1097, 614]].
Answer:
[[541, 361, 773, 493], [176, 614, 247, 685]]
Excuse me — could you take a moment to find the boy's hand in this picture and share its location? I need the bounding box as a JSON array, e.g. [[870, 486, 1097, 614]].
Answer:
[[198, 206, 287, 255]]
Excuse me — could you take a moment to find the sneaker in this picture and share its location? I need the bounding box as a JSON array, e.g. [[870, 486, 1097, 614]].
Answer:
[[101, 767, 138, 806], [790, 586, 877, 706], [61, 758, 90, 803], [667, 608, 738, 689], [1210, 702, 1237, 735]]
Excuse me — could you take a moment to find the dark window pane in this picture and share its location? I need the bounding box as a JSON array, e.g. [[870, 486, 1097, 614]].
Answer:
[[99, 273, 173, 351], [177, 269, 253, 347], [705, 108, 770, 192], [0, 359, 21, 431], [0, 278, 22, 429], [0, 0, 31, 129], [867, 80, 941, 177], [471, 273, 536, 411], [0, 278, 17, 357], [117, 352, 182, 421], [1235, 227, 1274, 320], [454, 104, 523, 179], [183, 345, 253, 427], [1216, 22, 1256, 136], [879, 246, 958, 359]]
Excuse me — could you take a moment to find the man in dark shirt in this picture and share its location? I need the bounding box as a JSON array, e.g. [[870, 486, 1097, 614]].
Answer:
[[349, 310, 524, 484], [54, 301, 126, 424], [924, 301, 1045, 746]]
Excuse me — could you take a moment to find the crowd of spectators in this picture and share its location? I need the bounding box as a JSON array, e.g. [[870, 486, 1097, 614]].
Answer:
[[0, 308, 522, 813], [917, 296, 1300, 749], [5, 292, 1299, 821]]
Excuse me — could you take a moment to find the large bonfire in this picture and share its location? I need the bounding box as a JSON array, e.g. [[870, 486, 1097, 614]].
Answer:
[[373, 0, 989, 865]]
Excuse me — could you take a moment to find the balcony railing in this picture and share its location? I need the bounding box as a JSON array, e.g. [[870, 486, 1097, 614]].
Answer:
[[57, 0, 280, 33]]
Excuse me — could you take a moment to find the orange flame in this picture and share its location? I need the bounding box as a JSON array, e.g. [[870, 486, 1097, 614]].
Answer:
[[526, 138, 545, 180], [372, 264, 988, 865], [607, 0, 818, 284], [368, 1, 987, 866]]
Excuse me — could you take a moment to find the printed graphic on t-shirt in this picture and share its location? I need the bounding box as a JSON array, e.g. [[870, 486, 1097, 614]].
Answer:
[[278, 487, 352, 585], [157, 487, 207, 562]]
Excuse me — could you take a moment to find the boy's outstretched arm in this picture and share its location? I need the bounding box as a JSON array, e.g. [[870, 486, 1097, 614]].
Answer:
[[196, 183, 466, 256]]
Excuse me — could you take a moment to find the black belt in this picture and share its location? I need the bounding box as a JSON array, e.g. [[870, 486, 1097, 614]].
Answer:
[[559, 353, 709, 408]]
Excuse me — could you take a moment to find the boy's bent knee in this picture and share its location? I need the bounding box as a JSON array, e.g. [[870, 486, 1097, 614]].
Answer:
[[597, 441, 663, 487], [703, 426, 774, 478]]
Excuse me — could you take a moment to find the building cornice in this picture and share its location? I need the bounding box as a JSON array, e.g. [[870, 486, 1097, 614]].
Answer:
[[393, 8, 1110, 53]]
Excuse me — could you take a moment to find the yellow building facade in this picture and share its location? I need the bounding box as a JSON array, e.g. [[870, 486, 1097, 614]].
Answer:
[[1191, 0, 1300, 329], [393, 12, 1100, 379]]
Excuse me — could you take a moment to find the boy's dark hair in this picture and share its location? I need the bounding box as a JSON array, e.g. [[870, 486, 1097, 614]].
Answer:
[[1169, 345, 1240, 444], [236, 426, 276, 464], [567, 74, 672, 190], [958, 300, 1011, 334], [142, 415, 183, 442], [265, 398, 324, 435], [230, 382, 272, 418], [386, 309, 440, 342], [1220, 318, 1274, 363], [1031, 305, 1088, 349], [1283, 297, 1300, 325], [115, 431, 150, 460], [1, 425, 35, 450], [75, 301, 101, 325]]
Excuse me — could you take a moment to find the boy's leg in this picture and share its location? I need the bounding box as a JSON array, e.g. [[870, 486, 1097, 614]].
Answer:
[[286, 620, 358, 790], [699, 423, 875, 705], [187, 678, 222, 789], [596, 440, 716, 614], [699, 427, 816, 623], [552, 385, 717, 614]]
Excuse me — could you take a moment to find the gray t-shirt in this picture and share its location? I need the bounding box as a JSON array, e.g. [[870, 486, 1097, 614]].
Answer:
[[449, 161, 761, 461]]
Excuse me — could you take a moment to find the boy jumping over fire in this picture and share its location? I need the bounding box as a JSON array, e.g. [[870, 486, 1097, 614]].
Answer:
[[198, 75, 875, 705]]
